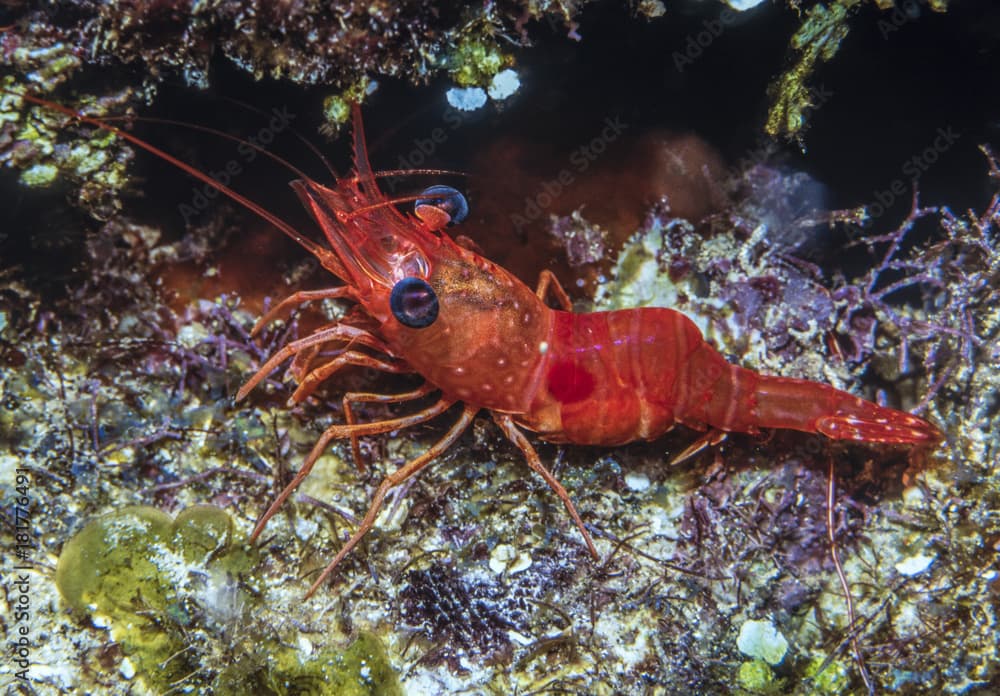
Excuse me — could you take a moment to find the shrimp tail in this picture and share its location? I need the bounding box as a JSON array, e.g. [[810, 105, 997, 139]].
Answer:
[[679, 342, 942, 445], [749, 374, 941, 444]]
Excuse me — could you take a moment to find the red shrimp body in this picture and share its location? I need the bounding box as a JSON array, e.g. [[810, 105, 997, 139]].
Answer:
[[282, 109, 941, 591], [288, 181, 941, 448], [287, 167, 941, 448]]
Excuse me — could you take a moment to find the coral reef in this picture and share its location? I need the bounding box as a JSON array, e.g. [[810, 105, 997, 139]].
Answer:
[[1, 1, 997, 694]]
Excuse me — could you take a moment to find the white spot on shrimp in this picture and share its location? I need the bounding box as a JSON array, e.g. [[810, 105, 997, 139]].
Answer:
[[453, 367, 466, 376], [481, 383, 494, 393], [503, 375, 514, 386], [497, 357, 508, 368], [523, 312, 533, 325], [538, 341, 549, 355]]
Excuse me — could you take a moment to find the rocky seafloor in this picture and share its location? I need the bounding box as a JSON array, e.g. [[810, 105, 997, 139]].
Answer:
[[1, 1, 998, 694]]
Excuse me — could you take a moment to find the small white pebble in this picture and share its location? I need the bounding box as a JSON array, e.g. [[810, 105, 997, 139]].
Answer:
[[625, 472, 650, 492], [490, 543, 516, 573], [901, 485, 925, 506], [119, 657, 136, 680], [737, 619, 788, 665], [895, 553, 936, 576], [293, 517, 319, 541], [724, 0, 768, 10], [489, 543, 532, 574]]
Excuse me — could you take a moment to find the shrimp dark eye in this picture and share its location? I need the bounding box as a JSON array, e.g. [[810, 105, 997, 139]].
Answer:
[[414, 185, 469, 227], [390, 277, 439, 329]]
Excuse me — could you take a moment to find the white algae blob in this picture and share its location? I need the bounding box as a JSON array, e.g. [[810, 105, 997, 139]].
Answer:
[[487, 69, 520, 101], [446, 86, 487, 111], [894, 553, 936, 577], [737, 619, 788, 665]]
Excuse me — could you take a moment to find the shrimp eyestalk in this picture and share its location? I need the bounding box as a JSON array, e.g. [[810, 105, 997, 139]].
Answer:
[[9, 90, 941, 598]]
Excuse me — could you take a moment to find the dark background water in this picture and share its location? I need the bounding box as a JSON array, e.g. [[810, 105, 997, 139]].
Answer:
[[3, 0, 998, 298]]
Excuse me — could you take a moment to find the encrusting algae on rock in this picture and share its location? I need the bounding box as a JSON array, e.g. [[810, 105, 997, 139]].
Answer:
[[55, 505, 401, 695], [1, 2, 998, 694]]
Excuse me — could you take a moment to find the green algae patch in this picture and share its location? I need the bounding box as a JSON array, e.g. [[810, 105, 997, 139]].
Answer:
[[323, 78, 372, 130], [18, 162, 59, 187], [803, 655, 851, 693], [766, 0, 860, 141], [172, 503, 237, 561], [218, 632, 402, 696], [737, 659, 776, 692], [55, 505, 173, 613], [215, 632, 401, 696], [448, 37, 512, 87], [56, 505, 256, 690], [56, 504, 251, 616], [55, 505, 401, 694]]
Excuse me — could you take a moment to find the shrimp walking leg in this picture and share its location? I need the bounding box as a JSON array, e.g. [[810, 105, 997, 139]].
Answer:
[[289, 351, 409, 404], [669, 429, 728, 466], [250, 396, 456, 542], [305, 404, 479, 597], [493, 413, 599, 560], [251, 287, 357, 337], [341, 383, 437, 472], [535, 269, 573, 310], [236, 323, 390, 401]]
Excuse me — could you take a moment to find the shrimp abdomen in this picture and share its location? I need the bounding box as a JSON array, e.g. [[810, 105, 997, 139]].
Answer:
[[521, 307, 940, 446], [521, 307, 704, 445]]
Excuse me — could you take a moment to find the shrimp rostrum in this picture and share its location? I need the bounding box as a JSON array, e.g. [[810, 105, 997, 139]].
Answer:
[[16, 91, 939, 597], [232, 106, 940, 596]]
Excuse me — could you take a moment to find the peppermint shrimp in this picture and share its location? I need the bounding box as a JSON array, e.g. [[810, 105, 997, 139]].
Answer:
[[13, 92, 941, 598]]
